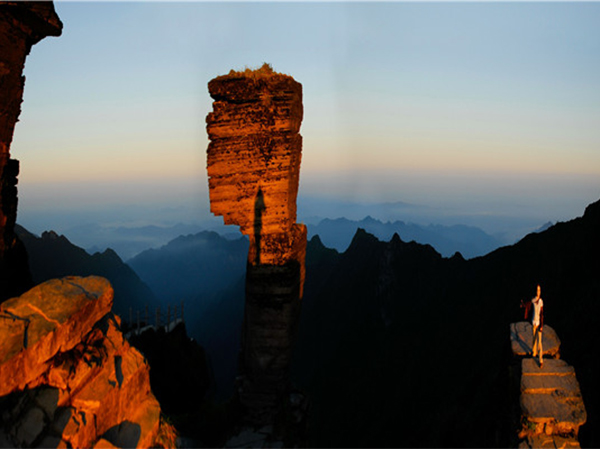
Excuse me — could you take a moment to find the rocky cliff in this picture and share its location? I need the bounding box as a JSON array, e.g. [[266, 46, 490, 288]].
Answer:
[[0, 276, 175, 448], [206, 64, 307, 429], [0, 2, 63, 301]]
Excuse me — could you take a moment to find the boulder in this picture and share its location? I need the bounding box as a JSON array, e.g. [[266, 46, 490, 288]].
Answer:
[[0, 276, 113, 396], [0, 276, 170, 448], [510, 321, 561, 358]]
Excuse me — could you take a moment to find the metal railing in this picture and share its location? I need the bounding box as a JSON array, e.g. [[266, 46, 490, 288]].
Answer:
[[124, 300, 185, 337]]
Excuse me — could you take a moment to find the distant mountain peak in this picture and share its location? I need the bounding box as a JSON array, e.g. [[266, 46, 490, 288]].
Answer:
[[450, 251, 465, 262], [308, 234, 325, 248], [41, 230, 60, 240], [361, 215, 379, 224], [308, 215, 503, 258], [347, 228, 380, 252], [99, 248, 122, 262]]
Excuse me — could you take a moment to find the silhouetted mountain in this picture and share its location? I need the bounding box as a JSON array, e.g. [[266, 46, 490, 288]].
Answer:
[[127, 231, 249, 398], [128, 231, 248, 309], [15, 225, 159, 317], [128, 322, 210, 416], [292, 198, 600, 447], [56, 222, 206, 260], [307, 216, 503, 258]]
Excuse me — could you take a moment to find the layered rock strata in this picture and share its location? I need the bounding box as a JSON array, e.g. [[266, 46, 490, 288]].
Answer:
[[0, 276, 172, 448], [509, 321, 586, 448], [206, 66, 307, 425], [0, 2, 63, 301]]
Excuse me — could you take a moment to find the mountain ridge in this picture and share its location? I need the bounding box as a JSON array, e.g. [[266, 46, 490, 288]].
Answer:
[[15, 225, 159, 318], [307, 215, 504, 258]]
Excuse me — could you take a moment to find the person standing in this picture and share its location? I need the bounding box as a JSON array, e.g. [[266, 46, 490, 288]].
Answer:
[[523, 284, 544, 367]]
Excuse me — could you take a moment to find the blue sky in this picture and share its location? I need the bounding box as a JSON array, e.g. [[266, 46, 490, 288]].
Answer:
[[12, 1, 600, 235]]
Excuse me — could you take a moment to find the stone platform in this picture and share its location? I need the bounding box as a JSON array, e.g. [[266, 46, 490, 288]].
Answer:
[[510, 323, 586, 448], [510, 321, 561, 359]]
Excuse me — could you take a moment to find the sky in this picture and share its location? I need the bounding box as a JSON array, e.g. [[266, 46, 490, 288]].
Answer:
[[11, 1, 600, 237]]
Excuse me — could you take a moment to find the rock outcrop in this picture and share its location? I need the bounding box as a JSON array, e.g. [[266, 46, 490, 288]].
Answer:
[[206, 64, 307, 428], [0, 276, 174, 448], [509, 321, 586, 448], [0, 2, 63, 301], [510, 321, 561, 359]]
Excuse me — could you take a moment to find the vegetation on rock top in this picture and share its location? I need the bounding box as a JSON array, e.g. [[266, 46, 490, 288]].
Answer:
[[216, 62, 293, 81]]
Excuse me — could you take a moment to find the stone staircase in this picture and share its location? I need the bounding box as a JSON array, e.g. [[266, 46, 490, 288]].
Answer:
[[510, 322, 586, 448]]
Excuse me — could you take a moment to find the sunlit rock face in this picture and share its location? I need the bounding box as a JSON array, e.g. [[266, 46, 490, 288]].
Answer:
[[206, 70, 303, 238], [0, 2, 63, 301], [206, 66, 307, 425], [0, 276, 168, 448]]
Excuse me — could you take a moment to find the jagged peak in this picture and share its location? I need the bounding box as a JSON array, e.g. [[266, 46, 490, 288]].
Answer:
[[99, 248, 122, 262], [41, 230, 60, 240], [450, 251, 465, 262], [390, 232, 403, 244], [308, 234, 325, 248], [361, 215, 379, 224], [347, 228, 380, 251], [584, 197, 600, 221], [320, 217, 353, 225]]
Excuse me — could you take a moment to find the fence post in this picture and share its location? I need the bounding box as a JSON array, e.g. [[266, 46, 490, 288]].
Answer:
[[129, 307, 133, 329], [181, 300, 184, 323], [136, 310, 140, 335], [156, 306, 160, 329], [145, 304, 149, 326], [167, 304, 171, 331]]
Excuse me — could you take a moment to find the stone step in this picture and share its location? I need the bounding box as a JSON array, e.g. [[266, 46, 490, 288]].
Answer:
[[522, 359, 575, 376], [520, 392, 587, 429], [510, 321, 561, 358], [522, 373, 582, 397], [518, 434, 581, 449], [519, 357, 587, 439], [511, 322, 587, 445]]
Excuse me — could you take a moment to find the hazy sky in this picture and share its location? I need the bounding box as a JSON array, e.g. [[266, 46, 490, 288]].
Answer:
[[12, 1, 600, 234]]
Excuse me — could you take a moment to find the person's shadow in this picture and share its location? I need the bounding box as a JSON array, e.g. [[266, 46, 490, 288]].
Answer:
[[253, 188, 265, 266]]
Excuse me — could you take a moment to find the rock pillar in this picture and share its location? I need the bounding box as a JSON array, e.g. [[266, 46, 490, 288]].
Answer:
[[206, 65, 306, 425], [0, 2, 63, 301]]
